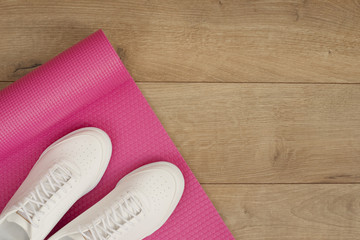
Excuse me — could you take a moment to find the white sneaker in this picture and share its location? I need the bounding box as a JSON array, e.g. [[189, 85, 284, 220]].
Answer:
[[0, 127, 112, 240], [49, 162, 185, 240]]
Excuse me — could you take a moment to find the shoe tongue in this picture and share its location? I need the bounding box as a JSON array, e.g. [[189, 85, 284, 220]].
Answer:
[[6, 211, 32, 236], [62, 233, 84, 240], [80, 194, 143, 239], [17, 166, 72, 223]]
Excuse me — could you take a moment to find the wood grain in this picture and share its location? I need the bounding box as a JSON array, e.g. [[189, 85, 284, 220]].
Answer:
[[1, 82, 359, 184], [0, 0, 360, 83], [138, 83, 360, 183], [204, 184, 360, 240], [1, 1, 360, 239]]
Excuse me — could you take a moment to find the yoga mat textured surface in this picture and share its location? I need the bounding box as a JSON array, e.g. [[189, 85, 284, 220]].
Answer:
[[0, 30, 234, 239]]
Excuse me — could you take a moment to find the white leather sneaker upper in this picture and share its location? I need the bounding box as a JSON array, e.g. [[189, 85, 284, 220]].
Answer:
[[49, 162, 185, 240], [0, 127, 112, 240]]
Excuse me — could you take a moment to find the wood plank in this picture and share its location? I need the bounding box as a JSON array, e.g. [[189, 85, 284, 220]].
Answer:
[[0, 0, 360, 83], [2, 82, 358, 183], [204, 184, 360, 240], [138, 83, 360, 184]]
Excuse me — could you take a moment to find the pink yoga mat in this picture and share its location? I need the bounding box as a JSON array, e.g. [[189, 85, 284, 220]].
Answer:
[[0, 30, 234, 239]]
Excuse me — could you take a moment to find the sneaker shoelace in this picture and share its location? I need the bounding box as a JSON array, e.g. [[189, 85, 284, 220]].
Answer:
[[80, 192, 143, 240], [17, 165, 72, 227]]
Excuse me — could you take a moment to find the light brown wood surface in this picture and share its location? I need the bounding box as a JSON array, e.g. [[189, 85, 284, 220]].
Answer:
[[1, 0, 360, 239], [204, 184, 360, 240], [139, 83, 360, 184], [1, 0, 360, 83]]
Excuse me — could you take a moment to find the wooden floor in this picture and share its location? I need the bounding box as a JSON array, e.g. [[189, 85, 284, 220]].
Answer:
[[1, 1, 360, 239]]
